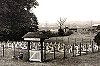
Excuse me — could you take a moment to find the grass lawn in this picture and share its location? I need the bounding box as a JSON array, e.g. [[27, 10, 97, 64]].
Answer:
[[0, 48, 100, 66], [45, 33, 96, 45]]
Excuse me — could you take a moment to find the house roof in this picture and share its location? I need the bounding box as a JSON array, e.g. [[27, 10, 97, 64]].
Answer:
[[96, 25, 100, 30], [92, 24, 100, 27], [69, 28, 77, 30], [22, 31, 49, 39]]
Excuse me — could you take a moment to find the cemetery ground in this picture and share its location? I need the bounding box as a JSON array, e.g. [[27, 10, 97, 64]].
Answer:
[[0, 33, 99, 66], [0, 48, 100, 66]]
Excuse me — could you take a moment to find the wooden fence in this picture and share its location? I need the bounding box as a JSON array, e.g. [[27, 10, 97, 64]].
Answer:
[[43, 39, 99, 60], [0, 39, 98, 61]]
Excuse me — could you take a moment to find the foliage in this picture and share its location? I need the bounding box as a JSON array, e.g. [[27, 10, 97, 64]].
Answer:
[[94, 32, 100, 46], [58, 29, 64, 36], [96, 25, 100, 30], [0, 0, 39, 41], [64, 30, 73, 36], [51, 32, 58, 37], [46, 30, 52, 38], [40, 30, 52, 38]]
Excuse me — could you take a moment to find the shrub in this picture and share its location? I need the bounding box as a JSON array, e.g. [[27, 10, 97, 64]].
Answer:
[[58, 29, 64, 36], [51, 32, 58, 37], [64, 30, 73, 36]]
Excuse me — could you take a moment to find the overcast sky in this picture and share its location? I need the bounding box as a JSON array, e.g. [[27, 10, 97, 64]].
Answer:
[[31, 0, 100, 25]]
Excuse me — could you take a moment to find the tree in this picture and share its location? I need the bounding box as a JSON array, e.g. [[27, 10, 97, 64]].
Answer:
[[96, 25, 100, 32], [58, 29, 64, 36], [0, 0, 39, 41], [94, 32, 100, 51], [41, 30, 52, 38], [57, 17, 66, 29], [57, 17, 66, 36]]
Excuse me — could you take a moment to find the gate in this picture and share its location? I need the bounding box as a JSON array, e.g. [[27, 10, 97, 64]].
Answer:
[[29, 50, 41, 62]]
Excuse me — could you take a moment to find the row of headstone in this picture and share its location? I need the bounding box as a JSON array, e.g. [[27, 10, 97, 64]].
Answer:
[[30, 42, 41, 50], [0, 40, 98, 56], [0, 41, 28, 49], [45, 42, 65, 53], [68, 43, 98, 56], [45, 42, 99, 56]]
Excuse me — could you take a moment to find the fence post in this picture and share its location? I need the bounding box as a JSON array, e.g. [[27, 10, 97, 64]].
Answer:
[[92, 41, 94, 53], [3, 45, 4, 57], [75, 38, 76, 45], [13, 43, 15, 57], [64, 45, 66, 59], [90, 39, 91, 45], [80, 43, 81, 56], [44, 43, 46, 61], [27, 41, 30, 61], [53, 46, 55, 59], [86, 44, 88, 54], [72, 43, 74, 57], [98, 46, 100, 52], [40, 39, 45, 62]]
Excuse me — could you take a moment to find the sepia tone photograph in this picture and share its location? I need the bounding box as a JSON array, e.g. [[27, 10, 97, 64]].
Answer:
[[0, 0, 100, 66]]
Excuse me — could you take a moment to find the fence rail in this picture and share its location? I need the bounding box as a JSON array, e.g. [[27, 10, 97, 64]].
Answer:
[[0, 38, 98, 61]]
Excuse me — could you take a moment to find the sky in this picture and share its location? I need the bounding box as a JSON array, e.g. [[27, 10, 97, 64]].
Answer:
[[31, 0, 100, 25]]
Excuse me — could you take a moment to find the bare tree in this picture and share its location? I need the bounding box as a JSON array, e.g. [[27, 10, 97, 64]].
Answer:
[[57, 17, 67, 36], [57, 17, 67, 29]]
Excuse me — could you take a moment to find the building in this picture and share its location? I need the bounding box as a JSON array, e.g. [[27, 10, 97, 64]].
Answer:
[[64, 26, 69, 32], [92, 24, 100, 32], [69, 28, 77, 33]]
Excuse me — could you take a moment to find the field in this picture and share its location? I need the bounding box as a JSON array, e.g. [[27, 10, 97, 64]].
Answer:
[[45, 33, 96, 45], [0, 33, 99, 66]]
